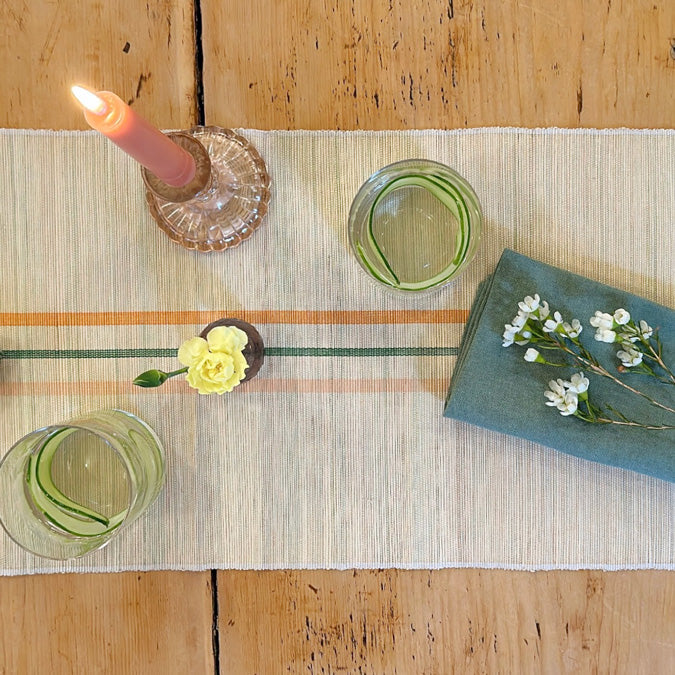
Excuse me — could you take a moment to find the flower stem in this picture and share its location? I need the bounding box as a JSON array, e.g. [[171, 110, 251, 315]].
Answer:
[[593, 417, 675, 430], [165, 367, 188, 378], [642, 343, 675, 384], [555, 340, 675, 414], [575, 403, 675, 429]]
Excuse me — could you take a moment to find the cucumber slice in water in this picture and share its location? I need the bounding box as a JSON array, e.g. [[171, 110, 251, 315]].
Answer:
[[365, 173, 472, 290], [25, 428, 126, 537]]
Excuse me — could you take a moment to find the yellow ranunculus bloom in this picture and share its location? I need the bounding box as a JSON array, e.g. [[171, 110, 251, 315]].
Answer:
[[177, 325, 249, 395]]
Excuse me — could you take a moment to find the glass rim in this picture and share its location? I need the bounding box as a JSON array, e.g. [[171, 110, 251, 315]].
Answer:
[[348, 159, 483, 293], [0, 409, 164, 559]]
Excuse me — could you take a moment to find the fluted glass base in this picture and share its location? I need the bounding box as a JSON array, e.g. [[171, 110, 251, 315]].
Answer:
[[143, 127, 271, 252]]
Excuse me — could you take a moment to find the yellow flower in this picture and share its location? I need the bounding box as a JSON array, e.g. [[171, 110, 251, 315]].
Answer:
[[206, 326, 248, 354], [177, 336, 209, 366], [177, 326, 249, 395]]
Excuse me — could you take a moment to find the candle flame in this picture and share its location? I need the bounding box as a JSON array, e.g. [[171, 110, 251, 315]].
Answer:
[[71, 86, 108, 115]]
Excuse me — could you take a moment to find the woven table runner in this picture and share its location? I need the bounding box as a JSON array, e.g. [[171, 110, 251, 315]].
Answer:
[[0, 128, 672, 575]]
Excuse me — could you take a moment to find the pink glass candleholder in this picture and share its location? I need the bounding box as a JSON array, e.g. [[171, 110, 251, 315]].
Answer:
[[142, 126, 271, 252]]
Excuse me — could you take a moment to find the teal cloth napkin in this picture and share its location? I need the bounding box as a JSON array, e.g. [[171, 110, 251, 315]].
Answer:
[[444, 249, 675, 482]]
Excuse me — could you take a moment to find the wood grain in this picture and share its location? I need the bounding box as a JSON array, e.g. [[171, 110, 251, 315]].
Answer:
[[203, 0, 675, 129], [0, 571, 214, 674], [218, 569, 675, 674], [0, 0, 198, 129], [0, 0, 674, 673]]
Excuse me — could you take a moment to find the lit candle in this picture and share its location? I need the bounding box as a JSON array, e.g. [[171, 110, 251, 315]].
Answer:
[[71, 85, 196, 188]]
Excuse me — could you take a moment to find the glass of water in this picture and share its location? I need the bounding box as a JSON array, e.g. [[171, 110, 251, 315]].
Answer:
[[348, 159, 483, 293], [0, 409, 165, 560]]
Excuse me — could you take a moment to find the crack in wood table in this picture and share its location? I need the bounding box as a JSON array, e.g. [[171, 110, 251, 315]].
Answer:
[[0, 1, 673, 672]]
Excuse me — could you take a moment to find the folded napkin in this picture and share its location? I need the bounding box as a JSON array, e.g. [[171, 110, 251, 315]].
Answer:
[[444, 249, 675, 483]]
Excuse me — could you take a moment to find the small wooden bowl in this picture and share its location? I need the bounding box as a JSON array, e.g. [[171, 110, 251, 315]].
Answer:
[[199, 318, 265, 383]]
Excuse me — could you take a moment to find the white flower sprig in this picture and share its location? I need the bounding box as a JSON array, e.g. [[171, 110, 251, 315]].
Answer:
[[544, 374, 588, 417], [503, 295, 675, 429], [590, 309, 674, 384], [543, 372, 673, 429]]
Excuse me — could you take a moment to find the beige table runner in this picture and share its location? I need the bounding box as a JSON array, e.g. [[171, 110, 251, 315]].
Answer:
[[0, 128, 673, 575]]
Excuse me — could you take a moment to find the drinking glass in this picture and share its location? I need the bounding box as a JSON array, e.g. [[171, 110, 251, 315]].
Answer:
[[0, 409, 165, 560], [348, 159, 482, 293]]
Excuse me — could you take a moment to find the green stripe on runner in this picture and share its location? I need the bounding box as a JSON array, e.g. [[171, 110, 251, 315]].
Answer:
[[1, 349, 178, 359], [267, 347, 459, 356], [1, 347, 459, 359]]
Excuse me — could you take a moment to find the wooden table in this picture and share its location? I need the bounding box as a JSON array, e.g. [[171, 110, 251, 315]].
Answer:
[[1, 1, 673, 672]]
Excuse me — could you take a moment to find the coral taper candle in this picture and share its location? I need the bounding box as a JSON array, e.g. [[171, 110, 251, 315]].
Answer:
[[71, 85, 196, 187]]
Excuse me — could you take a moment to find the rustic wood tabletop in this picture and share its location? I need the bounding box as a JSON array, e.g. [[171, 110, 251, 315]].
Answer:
[[0, 1, 674, 673]]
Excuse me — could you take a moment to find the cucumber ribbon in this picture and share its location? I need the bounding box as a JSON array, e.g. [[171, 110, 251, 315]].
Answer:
[[25, 429, 126, 537], [362, 172, 472, 290]]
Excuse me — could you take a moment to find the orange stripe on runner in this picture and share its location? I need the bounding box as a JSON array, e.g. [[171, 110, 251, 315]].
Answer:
[[245, 378, 448, 395], [0, 310, 468, 327], [0, 379, 449, 396]]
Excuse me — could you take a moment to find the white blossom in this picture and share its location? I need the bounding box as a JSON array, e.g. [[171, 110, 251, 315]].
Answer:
[[617, 344, 643, 367], [613, 308, 631, 325], [562, 319, 582, 338], [589, 311, 614, 330], [518, 294, 540, 315], [618, 330, 639, 344], [511, 312, 529, 329], [594, 328, 617, 343], [548, 379, 566, 397], [524, 348, 540, 362], [543, 311, 563, 333], [544, 379, 581, 416], [502, 324, 519, 346], [536, 300, 550, 321], [557, 392, 579, 416], [564, 372, 589, 394], [514, 330, 531, 346], [544, 391, 564, 407], [544, 380, 566, 407], [639, 320, 653, 340]]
